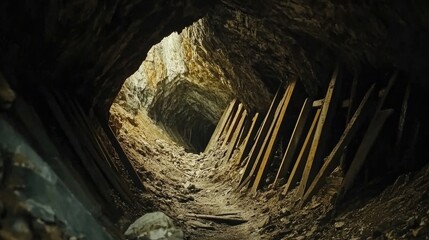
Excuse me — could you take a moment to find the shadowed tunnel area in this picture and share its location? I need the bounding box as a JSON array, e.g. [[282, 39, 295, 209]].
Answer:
[[1, 1, 429, 239]]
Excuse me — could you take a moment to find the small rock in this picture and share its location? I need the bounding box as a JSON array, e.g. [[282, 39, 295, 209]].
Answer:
[[32, 219, 63, 240], [280, 208, 291, 215], [334, 221, 345, 229], [260, 216, 270, 228], [306, 225, 317, 237], [10, 218, 32, 240], [411, 226, 426, 237]]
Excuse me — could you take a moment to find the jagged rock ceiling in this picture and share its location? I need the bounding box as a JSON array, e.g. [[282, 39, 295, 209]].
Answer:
[[1, 1, 428, 120], [1, 0, 429, 151]]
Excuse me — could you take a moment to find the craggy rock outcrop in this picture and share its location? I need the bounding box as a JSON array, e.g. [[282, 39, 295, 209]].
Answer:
[[213, 0, 429, 96], [114, 29, 238, 151]]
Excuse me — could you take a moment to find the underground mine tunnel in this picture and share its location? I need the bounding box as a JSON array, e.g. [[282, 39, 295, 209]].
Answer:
[[1, 1, 429, 239]]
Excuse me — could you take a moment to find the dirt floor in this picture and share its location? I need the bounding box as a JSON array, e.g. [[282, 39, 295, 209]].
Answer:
[[110, 103, 429, 240]]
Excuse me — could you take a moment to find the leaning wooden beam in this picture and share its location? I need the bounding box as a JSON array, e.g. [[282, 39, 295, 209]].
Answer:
[[274, 98, 312, 187], [335, 71, 397, 200], [337, 109, 394, 200], [300, 84, 376, 206], [251, 80, 297, 192], [235, 116, 251, 149], [99, 113, 146, 190], [395, 82, 411, 149], [222, 103, 244, 148], [346, 74, 359, 123], [218, 101, 240, 144], [238, 86, 284, 185], [42, 90, 125, 206], [296, 64, 342, 199], [238, 86, 289, 188], [225, 110, 248, 161], [205, 99, 237, 152], [284, 109, 321, 194], [236, 113, 260, 165], [186, 213, 248, 225]]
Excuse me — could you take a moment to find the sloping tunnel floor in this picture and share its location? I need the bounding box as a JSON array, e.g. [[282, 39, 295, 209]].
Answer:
[[110, 103, 429, 240]]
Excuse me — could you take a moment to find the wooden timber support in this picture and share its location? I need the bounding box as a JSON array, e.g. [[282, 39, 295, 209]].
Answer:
[[238, 86, 284, 186], [274, 98, 312, 187], [296, 64, 342, 200], [337, 109, 394, 201], [235, 113, 260, 165], [251, 79, 298, 192], [205, 99, 238, 153], [283, 108, 321, 194], [222, 104, 245, 148], [300, 84, 376, 206], [337, 70, 398, 200], [225, 110, 248, 161]]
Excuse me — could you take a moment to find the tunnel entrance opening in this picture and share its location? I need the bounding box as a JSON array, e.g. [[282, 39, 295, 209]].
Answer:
[[110, 24, 234, 153]]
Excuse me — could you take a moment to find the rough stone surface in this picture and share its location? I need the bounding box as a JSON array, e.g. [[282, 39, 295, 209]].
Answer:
[[125, 212, 183, 240]]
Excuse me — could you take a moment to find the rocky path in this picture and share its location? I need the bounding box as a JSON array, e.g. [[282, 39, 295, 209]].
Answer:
[[111, 106, 269, 239], [112, 105, 429, 240]]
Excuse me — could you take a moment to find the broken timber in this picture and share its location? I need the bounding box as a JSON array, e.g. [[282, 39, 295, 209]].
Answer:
[[300, 84, 376, 205], [296, 64, 342, 199]]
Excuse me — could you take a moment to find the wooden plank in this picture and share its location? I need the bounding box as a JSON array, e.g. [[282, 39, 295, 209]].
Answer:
[[238, 85, 289, 188], [186, 213, 248, 225], [99, 117, 146, 190], [238, 86, 284, 185], [312, 98, 324, 107], [225, 110, 248, 161], [296, 64, 342, 199], [235, 116, 251, 149], [57, 94, 135, 203], [376, 71, 398, 112], [205, 99, 237, 152], [251, 80, 297, 192], [218, 101, 240, 145], [346, 74, 359, 123], [236, 113, 260, 165], [222, 104, 244, 147], [337, 109, 394, 200], [300, 84, 376, 205], [283, 109, 321, 194], [395, 82, 411, 148], [41, 90, 120, 205], [274, 98, 313, 187]]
